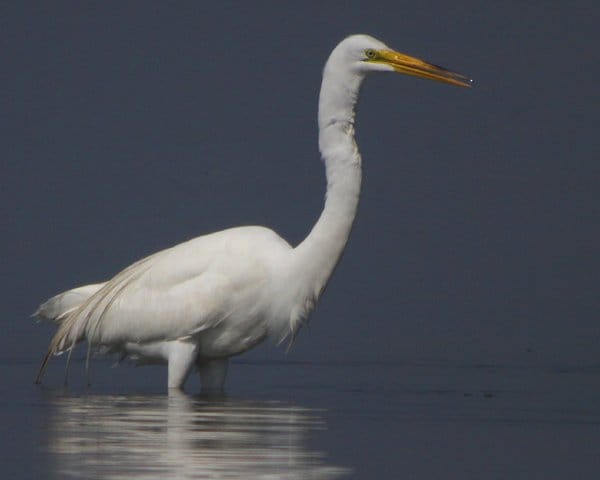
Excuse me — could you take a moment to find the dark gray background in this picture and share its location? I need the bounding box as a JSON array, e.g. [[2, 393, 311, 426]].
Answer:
[[3, 3, 598, 382], [2, 2, 600, 479]]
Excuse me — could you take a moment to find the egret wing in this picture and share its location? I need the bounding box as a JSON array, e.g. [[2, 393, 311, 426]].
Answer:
[[48, 227, 283, 354]]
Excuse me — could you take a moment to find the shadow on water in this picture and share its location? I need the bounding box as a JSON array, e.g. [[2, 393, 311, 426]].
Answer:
[[40, 390, 350, 479]]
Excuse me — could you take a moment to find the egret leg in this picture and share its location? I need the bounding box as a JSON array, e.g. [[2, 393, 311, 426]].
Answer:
[[167, 340, 199, 390], [196, 358, 229, 393]]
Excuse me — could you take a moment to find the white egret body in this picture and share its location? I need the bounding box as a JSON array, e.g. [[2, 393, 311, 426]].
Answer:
[[35, 34, 471, 391]]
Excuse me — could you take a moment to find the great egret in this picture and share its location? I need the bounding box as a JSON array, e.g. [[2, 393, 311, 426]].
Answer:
[[35, 34, 471, 391]]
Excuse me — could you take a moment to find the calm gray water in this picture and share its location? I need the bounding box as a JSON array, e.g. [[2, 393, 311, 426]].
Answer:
[[2, 358, 599, 479]]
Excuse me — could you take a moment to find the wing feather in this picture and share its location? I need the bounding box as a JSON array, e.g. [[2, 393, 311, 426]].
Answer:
[[37, 227, 291, 382]]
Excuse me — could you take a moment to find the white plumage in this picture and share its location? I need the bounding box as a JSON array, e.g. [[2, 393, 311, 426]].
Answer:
[[35, 34, 470, 391]]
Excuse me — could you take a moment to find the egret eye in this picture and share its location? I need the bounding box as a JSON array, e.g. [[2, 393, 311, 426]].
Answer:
[[365, 49, 377, 59]]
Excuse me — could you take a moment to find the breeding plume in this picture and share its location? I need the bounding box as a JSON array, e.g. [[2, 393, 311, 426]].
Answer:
[[35, 34, 471, 391]]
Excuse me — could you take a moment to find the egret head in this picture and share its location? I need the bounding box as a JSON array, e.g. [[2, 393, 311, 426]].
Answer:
[[329, 34, 472, 88]]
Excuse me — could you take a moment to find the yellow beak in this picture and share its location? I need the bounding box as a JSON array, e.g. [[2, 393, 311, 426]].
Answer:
[[372, 49, 472, 88]]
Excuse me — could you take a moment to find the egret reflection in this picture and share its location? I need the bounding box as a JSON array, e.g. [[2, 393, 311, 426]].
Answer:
[[42, 392, 349, 479]]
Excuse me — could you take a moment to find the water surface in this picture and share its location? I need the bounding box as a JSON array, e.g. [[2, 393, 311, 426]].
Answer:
[[2, 358, 599, 478]]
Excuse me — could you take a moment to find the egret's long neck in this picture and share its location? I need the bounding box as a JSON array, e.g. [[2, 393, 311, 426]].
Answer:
[[294, 65, 364, 300]]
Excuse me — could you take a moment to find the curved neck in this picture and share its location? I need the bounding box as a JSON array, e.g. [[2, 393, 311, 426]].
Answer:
[[293, 65, 365, 300]]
